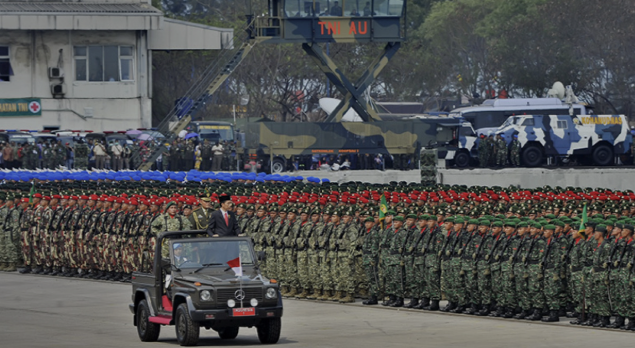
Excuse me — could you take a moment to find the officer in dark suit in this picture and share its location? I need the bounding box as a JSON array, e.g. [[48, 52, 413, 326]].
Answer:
[[206, 195, 241, 237]]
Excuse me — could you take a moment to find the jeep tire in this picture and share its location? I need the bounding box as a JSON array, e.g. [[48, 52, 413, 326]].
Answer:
[[592, 144, 613, 166], [257, 317, 281, 344], [137, 299, 161, 342], [217, 326, 239, 339], [175, 303, 200, 346]]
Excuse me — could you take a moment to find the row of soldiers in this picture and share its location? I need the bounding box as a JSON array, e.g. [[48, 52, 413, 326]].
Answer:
[[2, 178, 635, 330]]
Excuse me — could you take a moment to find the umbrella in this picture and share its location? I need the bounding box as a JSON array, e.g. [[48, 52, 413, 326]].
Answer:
[[126, 129, 142, 135], [142, 130, 165, 140], [137, 133, 153, 141], [184, 132, 199, 140]]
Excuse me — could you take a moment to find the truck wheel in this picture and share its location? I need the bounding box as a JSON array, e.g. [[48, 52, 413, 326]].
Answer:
[[137, 299, 161, 342], [592, 144, 613, 166], [175, 303, 199, 346], [271, 159, 285, 174], [257, 317, 281, 344], [521, 145, 543, 167], [218, 327, 239, 339], [454, 151, 470, 168]]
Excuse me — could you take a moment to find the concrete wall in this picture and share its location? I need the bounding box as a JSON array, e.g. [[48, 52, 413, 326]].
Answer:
[[295, 168, 635, 190], [0, 29, 151, 130]]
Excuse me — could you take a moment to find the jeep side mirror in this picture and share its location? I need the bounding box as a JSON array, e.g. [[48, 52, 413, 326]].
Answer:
[[257, 251, 266, 261]]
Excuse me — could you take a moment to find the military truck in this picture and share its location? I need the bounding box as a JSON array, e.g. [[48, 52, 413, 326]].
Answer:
[[130, 232, 282, 346], [243, 117, 464, 173], [451, 114, 632, 167]]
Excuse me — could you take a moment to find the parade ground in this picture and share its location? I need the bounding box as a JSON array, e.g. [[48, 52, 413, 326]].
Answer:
[[0, 272, 631, 348]]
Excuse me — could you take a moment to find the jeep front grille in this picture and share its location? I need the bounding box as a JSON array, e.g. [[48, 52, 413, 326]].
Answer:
[[216, 287, 262, 305]]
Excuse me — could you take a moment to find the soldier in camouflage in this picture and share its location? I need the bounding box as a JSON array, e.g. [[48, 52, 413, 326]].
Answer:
[[510, 134, 521, 166]]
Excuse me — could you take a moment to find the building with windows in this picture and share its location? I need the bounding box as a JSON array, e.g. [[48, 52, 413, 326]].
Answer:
[[0, 0, 232, 131]]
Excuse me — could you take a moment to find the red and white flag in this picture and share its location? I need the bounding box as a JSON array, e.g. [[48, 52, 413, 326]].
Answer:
[[227, 256, 242, 276]]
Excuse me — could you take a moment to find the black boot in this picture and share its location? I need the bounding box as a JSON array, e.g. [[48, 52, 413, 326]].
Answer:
[[476, 304, 491, 316], [42, 267, 52, 275], [570, 313, 583, 325], [525, 308, 542, 321], [424, 300, 440, 311], [581, 314, 597, 326], [50, 267, 59, 276], [450, 304, 465, 313], [33, 266, 43, 274], [382, 295, 395, 306], [463, 304, 477, 315], [414, 297, 429, 310], [514, 309, 529, 320], [593, 315, 610, 328], [363, 295, 378, 305], [390, 297, 404, 307], [404, 298, 419, 309], [502, 307, 515, 318], [441, 301, 456, 312], [541, 310, 559, 322], [607, 315, 625, 329], [627, 317, 635, 331], [557, 308, 567, 317], [489, 306, 504, 317]]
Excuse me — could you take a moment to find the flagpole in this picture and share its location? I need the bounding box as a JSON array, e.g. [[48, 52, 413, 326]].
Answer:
[[239, 255, 243, 308]]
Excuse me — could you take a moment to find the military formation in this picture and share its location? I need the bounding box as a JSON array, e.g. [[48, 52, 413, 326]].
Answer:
[[2, 170, 635, 331]]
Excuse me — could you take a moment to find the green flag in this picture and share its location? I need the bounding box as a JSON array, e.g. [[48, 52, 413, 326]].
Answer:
[[379, 194, 388, 229], [578, 203, 587, 232], [28, 182, 36, 204]]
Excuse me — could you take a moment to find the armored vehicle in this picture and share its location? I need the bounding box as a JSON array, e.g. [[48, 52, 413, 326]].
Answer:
[[452, 114, 632, 167], [243, 117, 463, 173], [130, 232, 282, 346]]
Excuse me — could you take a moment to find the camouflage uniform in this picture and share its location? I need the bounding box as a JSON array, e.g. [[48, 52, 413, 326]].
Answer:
[[385, 224, 407, 301], [478, 137, 489, 168], [510, 138, 521, 166], [332, 219, 359, 302], [419, 149, 437, 185], [361, 224, 381, 300], [19, 205, 34, 271], [306, 218, 325, 299], [150, 213, 192, 258], [74, 143, 90, 170], [588, 240, 612, 317], [294, 218, 314, 298], [495, 137, 508, 166], [568, 237, 588, 321]]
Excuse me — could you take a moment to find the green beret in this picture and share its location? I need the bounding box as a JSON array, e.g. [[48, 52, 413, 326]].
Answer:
[[407, 214, 417, 220], [492, 221, 503, 227], [364, 216, 374, 223], [544, 224, 556, 230], [394, 216, 405, 222], [468, 219, 480, 225], [444, 217, 455, 223], [387, 210, 396, 216], [504, 221, 517, 227], [479, 219, 491, 226], [427, 215, 438, 221], [454, 217, 465, 224], [624, 224, 634, 231], [596, 224, 607, 233], [165, 201, 176, 209], [518, 222, 529, 228], [552, 220, 565, 227]]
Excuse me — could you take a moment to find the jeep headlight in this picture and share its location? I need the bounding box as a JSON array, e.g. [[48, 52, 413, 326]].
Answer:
[[227, 299, 236, 308], [265, 288, 277, 299], [250, 298, 259, 307], [200, 290, 211, 301]]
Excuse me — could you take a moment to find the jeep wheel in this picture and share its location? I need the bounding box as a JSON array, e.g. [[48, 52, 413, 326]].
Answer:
[[257, 317, 281, 344], [592, 144, 613, 166], [218, 327, 239, 339], [521, 145, 543, 167], [137, 299, 161, 342], [454, 151, 470, 168], [175, 303, 199, 346]]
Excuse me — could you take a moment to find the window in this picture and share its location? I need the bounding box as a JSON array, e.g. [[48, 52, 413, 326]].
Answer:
[[556, 120, 567, 129], [0, 46, 12, 82], [373, 0, 404, 16], [74, 45, 134, 82], [521, 118, 535, 126]]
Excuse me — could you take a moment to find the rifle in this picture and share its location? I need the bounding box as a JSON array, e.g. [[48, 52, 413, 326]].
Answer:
[[421, 226, 438, 256], [523, 236, 539, 266], [490, 233, 512, 263], [438, 228, 454, 258]]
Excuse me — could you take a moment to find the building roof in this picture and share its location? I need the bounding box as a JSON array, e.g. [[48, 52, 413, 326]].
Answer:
[[0, 2, 162, 14]]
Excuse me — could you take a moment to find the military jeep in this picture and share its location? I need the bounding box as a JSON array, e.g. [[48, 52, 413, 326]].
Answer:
[[129, 231, 282, 346]]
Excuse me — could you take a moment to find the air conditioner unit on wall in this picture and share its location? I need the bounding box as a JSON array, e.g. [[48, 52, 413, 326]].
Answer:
[[51, 83, 66, 96], [49, 67, 64, 78]]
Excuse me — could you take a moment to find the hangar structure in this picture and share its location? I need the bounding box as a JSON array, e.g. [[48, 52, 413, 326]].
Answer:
[[0, 0, 233, 131]]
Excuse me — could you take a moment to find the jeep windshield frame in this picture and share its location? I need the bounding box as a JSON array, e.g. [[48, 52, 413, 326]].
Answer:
[[168, 239, 256, 271]]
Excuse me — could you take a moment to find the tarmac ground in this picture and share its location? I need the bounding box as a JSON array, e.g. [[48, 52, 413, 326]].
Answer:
[[0, 272, 633, 348]]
